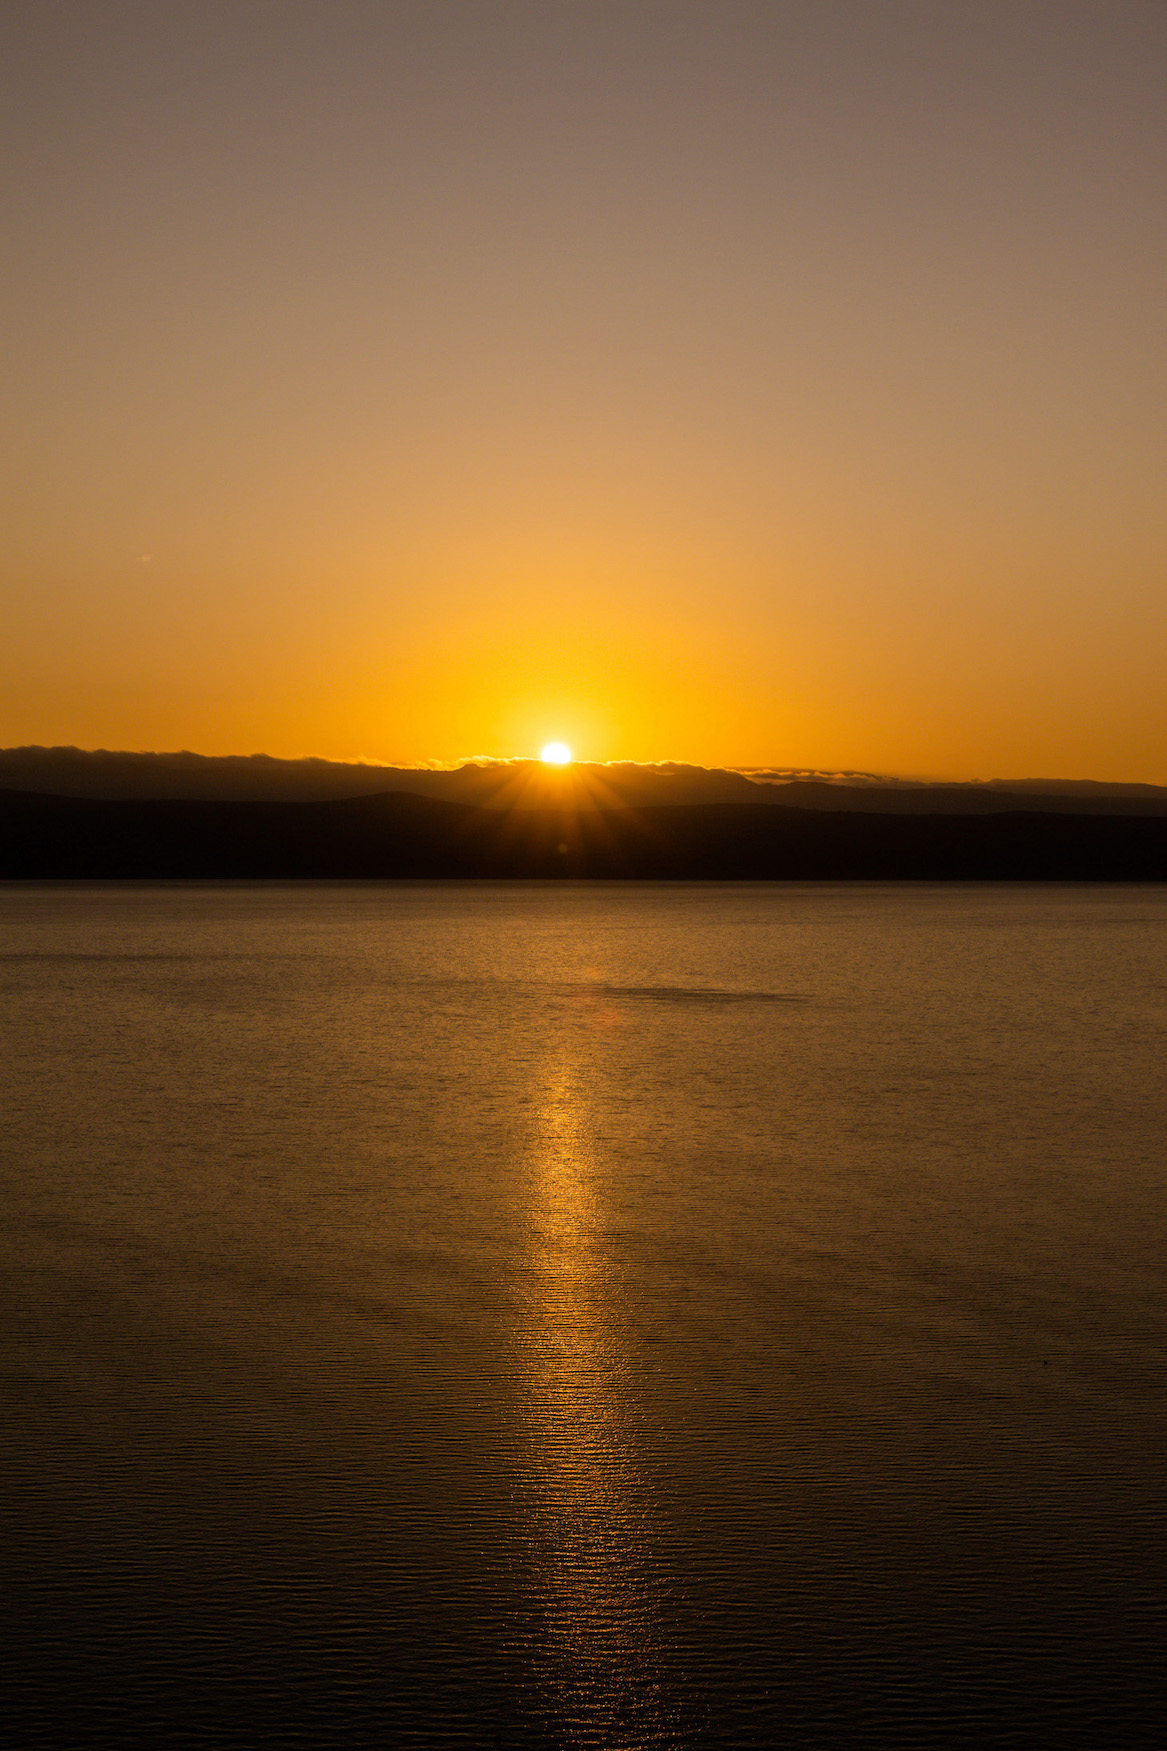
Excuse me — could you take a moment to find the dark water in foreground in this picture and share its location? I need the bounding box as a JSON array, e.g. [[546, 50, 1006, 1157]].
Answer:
[[2, 882, 1164, 1748]]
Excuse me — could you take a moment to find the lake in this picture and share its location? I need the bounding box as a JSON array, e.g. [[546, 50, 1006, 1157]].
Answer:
[[2, 882, 1164, 1746]]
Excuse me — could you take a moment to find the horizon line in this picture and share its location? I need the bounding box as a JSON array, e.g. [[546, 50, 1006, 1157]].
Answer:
[[4, 744, 1167, 793]]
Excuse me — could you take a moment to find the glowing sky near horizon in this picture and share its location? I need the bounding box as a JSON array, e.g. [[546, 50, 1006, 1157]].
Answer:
[[2, 1, 1165, 779]]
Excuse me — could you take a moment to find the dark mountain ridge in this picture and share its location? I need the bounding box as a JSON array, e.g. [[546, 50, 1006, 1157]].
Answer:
[[3, 787, 1165, 881]]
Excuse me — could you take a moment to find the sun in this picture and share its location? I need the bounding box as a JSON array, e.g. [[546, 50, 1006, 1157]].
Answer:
[[540, 741, 572, 765]]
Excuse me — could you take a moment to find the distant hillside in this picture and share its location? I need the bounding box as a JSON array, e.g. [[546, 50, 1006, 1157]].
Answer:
[[3, 746, 1167, 815], [3, 788, 1165, 880]]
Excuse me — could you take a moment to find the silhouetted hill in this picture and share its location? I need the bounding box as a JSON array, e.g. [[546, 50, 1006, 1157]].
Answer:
[[749, 779, 1167, 815], [4, 746, 1167, 815], [2, 788, 1165, 880]]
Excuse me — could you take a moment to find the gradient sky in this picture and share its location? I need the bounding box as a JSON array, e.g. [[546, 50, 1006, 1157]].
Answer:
[[3, 1, 1164, 778]]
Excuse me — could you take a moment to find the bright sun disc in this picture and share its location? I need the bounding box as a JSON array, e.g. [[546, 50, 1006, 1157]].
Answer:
[[540, 742, 572, 765]]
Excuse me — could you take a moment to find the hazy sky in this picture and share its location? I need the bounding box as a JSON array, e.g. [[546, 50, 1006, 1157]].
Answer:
[[3, 1, 1164, 777]]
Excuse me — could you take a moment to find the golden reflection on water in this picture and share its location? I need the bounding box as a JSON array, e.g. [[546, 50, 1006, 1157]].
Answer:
[[519, 1040, 676, 1746]]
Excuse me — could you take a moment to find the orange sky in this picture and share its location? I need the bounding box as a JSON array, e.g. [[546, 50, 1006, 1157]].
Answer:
[[3, 2, 1165, 780]]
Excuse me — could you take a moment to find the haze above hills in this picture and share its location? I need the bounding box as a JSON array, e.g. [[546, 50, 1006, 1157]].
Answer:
[[3, 746, 1167, 816]]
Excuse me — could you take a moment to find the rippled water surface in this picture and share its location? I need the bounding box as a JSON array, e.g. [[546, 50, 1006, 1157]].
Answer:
[[3, 882, 1165, 1747]]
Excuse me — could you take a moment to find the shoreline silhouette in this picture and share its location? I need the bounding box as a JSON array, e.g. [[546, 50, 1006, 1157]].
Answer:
[[4, 786, 1165, 880]]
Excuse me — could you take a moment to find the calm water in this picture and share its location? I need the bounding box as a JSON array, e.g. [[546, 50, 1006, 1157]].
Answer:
[[2, 882, 1164, 1747]]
